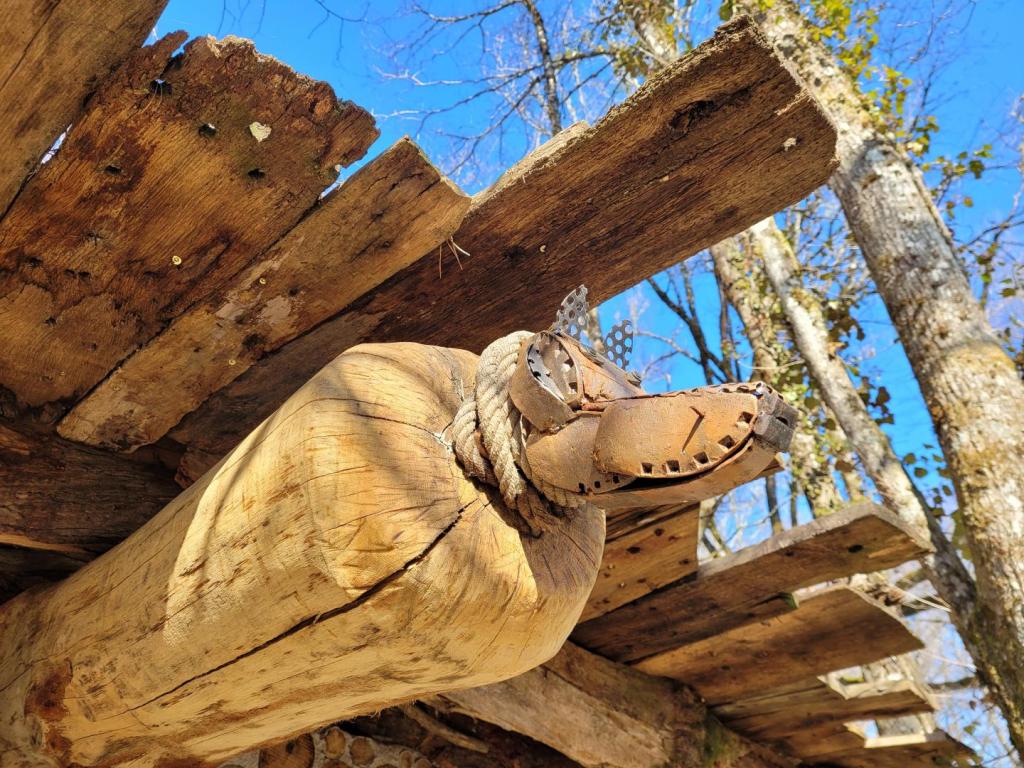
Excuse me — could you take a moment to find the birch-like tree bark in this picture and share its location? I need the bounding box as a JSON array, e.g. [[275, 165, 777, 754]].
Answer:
[[734, 0, 1024, 752], [749, 211, 1023, 751]]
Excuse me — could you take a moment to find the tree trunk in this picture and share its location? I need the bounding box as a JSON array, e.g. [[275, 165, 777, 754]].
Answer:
[[0, 343, 604, 768], [710, 238, 844, 516], [738, 1, 1024, 752]]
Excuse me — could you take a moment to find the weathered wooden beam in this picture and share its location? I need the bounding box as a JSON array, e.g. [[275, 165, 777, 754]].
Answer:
[[0, 422, 178, 555], [829, 731, 974, 768], [714, 676, 936, 739], [0, 344, 603, 767], [582, 504, 698, 622], [0, 33, 377, 408], [437, 642, 794, 768], [168, 15, 838, 471], [634, 587, 924, 705], [0, 0, 168, 213], [59, 138, 469, 451], [573, 502, 931, 661]]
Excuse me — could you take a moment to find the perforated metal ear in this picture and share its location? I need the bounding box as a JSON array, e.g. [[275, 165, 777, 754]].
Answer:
[[551, 285, 589, 341], [603, 319, 634, 369]]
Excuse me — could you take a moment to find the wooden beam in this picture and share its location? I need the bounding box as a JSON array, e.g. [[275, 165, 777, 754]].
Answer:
[[0, 33, 377, 408], [0, 343, 604, 767], [582, 504, 698, 622], [573, 503, 931, 662], [714, 676, 936, 739], [59, 139, 469, 451], [0, 422, 178, 555], [634, 587, 924, 705], [828, 731, 974, 768], [0, 0, 167, 213], [168, 15, 838, 470], [438, 643, 794, 768]]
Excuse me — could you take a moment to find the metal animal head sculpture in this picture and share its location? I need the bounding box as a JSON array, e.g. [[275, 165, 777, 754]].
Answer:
[[510, 286, 797, 509]]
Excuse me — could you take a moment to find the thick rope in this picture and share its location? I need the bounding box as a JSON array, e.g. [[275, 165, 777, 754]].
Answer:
[[451, 331, 590, 530]]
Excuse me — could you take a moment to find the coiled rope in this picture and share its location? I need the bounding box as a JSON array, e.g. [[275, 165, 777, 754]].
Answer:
[[451, 331, 590, 533]]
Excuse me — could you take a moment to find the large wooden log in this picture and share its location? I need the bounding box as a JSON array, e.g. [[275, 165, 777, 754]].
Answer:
[[168, 16, 838, 473], [0, 343, 603, 767], [0, 0, 167, 213], [0, 33, 377, 408]]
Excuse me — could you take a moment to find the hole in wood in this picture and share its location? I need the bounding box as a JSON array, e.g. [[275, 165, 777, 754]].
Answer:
[[104, 164, 122, 175], [248, 168, 267, 180], [198, 123, 218, 137], [848, 543, 865, 554], [149, 79, 172, 96], [718, 434, 735, 448], [693, 451, 709, 464], [665, 459, 680, 472], [641, 462, 653, 474]]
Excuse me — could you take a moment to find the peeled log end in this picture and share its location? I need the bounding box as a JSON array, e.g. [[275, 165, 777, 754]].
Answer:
[[0, 342, 605, 768]]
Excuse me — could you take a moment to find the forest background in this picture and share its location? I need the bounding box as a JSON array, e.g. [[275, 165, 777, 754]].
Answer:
[[155, 0, 1024, 764]]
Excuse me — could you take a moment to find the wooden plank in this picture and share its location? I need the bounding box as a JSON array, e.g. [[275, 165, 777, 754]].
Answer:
[[714, 676, 936, 739], [59, 138, 469, 450], [582, 504, 698, 622], [0, 421, 178, 555], [780, 723, 867, 760], [572, 503, 930, 662], [438, 643, 794, 768], [829, 731, 974, 768], [168, 15, 838, 469], [0, 33, 378, 408], [0, 0, 167, 213], [634, 587, 925, 705]]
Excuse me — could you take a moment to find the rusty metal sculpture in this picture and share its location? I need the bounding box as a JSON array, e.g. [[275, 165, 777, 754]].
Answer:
[[455, 285, 796, 518]]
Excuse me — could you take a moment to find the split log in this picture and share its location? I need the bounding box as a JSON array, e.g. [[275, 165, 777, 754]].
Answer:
[[0, 422, 179, 555], [634, 586, 924, 705], [169, 16, 838, 475], [437, 642, 794, 768], [573, 502, 931, 661], [60, 138, 469, 451], [0, 343, 603, 767], [0, 33, 377, 408], [0, 0, 167, 213]]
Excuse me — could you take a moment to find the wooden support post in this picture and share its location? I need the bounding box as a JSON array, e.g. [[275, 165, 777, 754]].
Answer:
[[0, 344, 604, 767]]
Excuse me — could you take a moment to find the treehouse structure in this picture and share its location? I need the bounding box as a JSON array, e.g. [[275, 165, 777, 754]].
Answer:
[[0, 3, 971, 768]]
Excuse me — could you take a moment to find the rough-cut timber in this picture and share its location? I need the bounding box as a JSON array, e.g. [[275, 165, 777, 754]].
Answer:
[[635, 587, 924, 705], [828, 732, 973, 768], [0, 422, 179, 555], [0, 33, 377, 408], [573, 502, 931, 661], [715, 676, 936, 740], [60, 138, 468, 451], [0, 0, 168, 214], [438, 643, 793, 768], [0, 344, 603, 767], [582, 504, 698, 622], [169, 15, 838, 471]]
